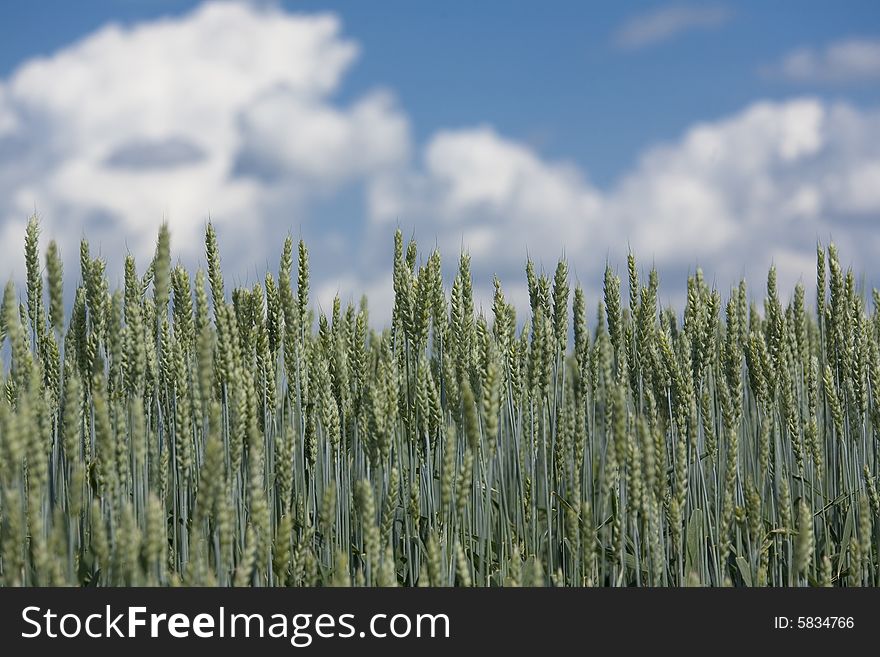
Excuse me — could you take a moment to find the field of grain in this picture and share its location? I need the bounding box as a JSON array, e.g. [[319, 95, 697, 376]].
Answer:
[[0, 217, 877, 586]]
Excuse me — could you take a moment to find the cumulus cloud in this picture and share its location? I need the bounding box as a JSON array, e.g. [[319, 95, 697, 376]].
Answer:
[[373, 98, 880, 307], [371, 126, 601, 260], [765, 38, 880, 84], [235, 89, 408, 185], [614, 4, 732, 50], [0, 1, 408, 284]]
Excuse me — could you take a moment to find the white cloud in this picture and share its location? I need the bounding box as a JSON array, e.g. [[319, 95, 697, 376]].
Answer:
[[766, 38, 880, 84], [614, 4, 731, 50], [236, 89, 408, 185], [608, 99, 827, 261], [374, 97, 880, 305], [369, 126, 603, 280], [0, 1, 408, 282]]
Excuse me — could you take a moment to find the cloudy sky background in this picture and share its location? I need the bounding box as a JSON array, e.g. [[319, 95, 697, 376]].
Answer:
[[1, 0, 879, 320]]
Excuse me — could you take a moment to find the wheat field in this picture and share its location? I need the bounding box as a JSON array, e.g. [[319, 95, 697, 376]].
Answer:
[[0, 216, 877, 587]]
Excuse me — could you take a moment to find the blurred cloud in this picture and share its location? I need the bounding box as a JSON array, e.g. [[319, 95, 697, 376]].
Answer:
[[764, 38, 880, 84], [0, 1, 879, 324], [613, 4, 731, 50]]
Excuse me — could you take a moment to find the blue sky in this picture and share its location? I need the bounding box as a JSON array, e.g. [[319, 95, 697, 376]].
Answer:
[[1, 1, 879, 316], [3, 0, 878, 184]]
